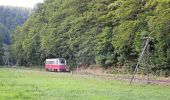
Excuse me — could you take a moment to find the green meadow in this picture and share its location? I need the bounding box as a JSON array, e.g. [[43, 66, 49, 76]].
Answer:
[[0, 68, 170, 100]]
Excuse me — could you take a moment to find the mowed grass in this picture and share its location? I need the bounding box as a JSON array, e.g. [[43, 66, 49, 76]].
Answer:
[[0, 68, 170, 100]]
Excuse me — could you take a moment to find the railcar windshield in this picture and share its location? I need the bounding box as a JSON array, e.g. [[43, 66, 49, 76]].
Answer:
[[59, 59, 66, 65]]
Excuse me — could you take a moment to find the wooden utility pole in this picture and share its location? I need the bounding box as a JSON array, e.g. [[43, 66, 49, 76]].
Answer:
[[130, 37, 152, 84], [146, 40, 149, 84]]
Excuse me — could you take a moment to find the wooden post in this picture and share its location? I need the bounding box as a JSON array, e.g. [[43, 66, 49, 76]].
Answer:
[[77, 65, 78, 75], [146, 40, 150, 84], [71, 70, 73, 75]]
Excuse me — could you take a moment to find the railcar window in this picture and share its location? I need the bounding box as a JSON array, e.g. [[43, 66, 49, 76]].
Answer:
[[60, 59, 65, 64], [46, 61, 55, 64]]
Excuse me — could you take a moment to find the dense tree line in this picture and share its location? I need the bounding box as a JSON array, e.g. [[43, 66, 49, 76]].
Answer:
[[11, 0, 170, 75], [0, 6, 31, 44], [0, 6, 31, 65]]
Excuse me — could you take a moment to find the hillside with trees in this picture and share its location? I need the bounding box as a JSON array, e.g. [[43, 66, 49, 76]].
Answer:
[[0, 6, 31, 44], [0, 6, 31, 65], [11, 0, 170, 75]]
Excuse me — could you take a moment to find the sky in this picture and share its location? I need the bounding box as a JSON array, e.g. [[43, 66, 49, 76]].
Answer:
[[0, 0, 44, 8]]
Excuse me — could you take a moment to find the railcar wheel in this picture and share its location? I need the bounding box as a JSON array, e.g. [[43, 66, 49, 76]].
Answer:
[[49, 69, 53, 72]]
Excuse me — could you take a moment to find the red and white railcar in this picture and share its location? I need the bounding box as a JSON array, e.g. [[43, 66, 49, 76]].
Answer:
[[45, 58, 66, 72]]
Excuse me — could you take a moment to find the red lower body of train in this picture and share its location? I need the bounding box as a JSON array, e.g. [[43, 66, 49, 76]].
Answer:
[[45, 64, 66, 72]]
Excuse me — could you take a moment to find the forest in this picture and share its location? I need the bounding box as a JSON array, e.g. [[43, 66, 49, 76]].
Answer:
[[2, 0, 170, 75], [0, 6, 31, 65]]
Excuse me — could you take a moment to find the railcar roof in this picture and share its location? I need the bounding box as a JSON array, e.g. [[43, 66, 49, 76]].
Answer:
[[45, 58, 65, 61]]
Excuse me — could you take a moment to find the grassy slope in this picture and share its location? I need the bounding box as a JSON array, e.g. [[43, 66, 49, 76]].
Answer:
[[0, 68, 170, 100]]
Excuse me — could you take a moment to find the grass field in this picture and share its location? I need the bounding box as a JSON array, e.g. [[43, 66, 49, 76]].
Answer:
[[0, 68, 170, 100]]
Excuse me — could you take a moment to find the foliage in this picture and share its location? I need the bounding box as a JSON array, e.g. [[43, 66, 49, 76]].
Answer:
[[11, 0, 170, 73], [0, 6, 31, 45], [0, 6, 31, 65], [0, 36, 4, 65], [0, 24, 11, 44]]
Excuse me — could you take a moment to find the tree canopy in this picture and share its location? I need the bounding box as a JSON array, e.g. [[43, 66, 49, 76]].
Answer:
[[11, 0, 170, 74], [0, 6, 31, 65], [0, 6, 31, 44]]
